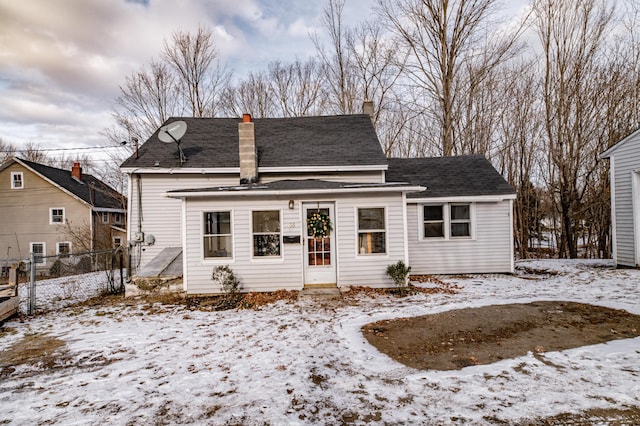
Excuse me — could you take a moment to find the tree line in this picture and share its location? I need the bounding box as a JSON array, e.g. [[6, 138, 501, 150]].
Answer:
[[100, 0, 640, 259]]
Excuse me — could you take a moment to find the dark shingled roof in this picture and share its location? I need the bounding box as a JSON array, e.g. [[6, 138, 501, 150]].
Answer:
[[386, 155, 515, 198], [120, 115, 387, 169], [19, 159, 125, 209]]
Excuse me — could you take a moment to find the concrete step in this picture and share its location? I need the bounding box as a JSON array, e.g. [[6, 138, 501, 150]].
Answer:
[[298, 286, 342, 300]]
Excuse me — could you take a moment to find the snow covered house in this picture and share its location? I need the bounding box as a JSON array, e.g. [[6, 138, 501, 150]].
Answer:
[[601, 128, 640, 267], [120, 110, 515, 294]]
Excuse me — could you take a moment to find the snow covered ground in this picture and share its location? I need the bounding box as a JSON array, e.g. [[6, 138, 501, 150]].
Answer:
[[1, 259, 639, 424]]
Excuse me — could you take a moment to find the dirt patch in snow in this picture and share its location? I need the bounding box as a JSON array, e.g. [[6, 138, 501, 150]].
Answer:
[[362, 301, 640, 371], [0, 333, 69, 377]]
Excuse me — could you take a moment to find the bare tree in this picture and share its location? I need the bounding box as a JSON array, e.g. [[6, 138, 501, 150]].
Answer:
[[221, 71, 275, 118], [162, 25, 231, 118], [312, 0, 360, 115], [378, 0, 524, 156], [268, 59, 328, 117]]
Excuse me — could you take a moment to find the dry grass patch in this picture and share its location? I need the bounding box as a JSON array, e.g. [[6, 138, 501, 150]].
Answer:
[[0, 333, 69, 377]]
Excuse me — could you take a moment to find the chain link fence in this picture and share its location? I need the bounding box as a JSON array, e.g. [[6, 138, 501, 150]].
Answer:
[[1, 248, 127, 316]]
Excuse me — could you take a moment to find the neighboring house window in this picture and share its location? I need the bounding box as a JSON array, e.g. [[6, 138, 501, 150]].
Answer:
[[57, 242, 71, 256], [113, 236, 122, 248], [357, 207, 386, 254], [450, 204, 471, 237], [114, 213, 124, 225], [203, 211, 232, 258], [102, 212, 109, 223], [50, 208, 65, 224], [30, 242, 45, 264], [252, 210, 281, 257], [422, 203, 473, 239], [11, 172, 23, 189], [423, 205, 444, 238]]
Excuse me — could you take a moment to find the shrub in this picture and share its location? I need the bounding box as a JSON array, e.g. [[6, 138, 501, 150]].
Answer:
[[211, 265, 240, 295], [386, 261, 411, 296]]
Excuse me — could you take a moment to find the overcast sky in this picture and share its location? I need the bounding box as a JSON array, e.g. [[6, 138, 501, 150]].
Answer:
[[0, 0, 527, 164]]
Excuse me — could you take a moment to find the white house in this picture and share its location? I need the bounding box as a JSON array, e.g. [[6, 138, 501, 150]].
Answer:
[[120, 109, 516, 294], [601, 128, 640, 267]]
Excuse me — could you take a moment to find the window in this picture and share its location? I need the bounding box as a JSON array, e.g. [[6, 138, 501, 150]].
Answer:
[[252, 210, 281, 257], [50, 208, 65, 224], [114, 213, 124, 225], [357, 207, 386, 254], [30, 242, 45, 264], [203, 211, 232, 258], [422, 203, 473, 239], [113, 237, 122, 248], [57, 242, 71, 256], [423, 205, 444, 238], [102, 212, 109, 223], [450, 204, 471, 237], [11, 172, 23, 189]]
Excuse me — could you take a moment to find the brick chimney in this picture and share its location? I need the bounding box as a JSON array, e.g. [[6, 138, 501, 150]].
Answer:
[[71, 162, 82, 181], [239, 114, 258, 184]]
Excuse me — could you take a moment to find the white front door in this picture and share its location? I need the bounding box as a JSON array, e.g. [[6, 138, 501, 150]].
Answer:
[[303, 203, 337, 285]]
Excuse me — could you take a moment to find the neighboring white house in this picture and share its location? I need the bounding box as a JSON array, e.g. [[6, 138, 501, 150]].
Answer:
[[601, 128, 640, 268], [120, 109, 516, 294]]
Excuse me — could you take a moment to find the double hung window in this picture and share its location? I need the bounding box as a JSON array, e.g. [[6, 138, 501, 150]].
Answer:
[[357, 208, 386, 255], [203, 211, 232, 258], [422, 203, 472, 239], [252, 211, 281, 257]]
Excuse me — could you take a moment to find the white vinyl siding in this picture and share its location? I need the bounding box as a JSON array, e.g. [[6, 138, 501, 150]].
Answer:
[[408, 201, 513, 274], [180, 192, 408, 293], [606, 135, 640, 266], [260, 171, 384, 184], [127, 173, 238, 269]]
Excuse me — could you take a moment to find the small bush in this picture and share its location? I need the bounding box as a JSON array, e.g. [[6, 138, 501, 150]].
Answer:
[[211, 265, 240, 294], [386, 261, 411, 296]]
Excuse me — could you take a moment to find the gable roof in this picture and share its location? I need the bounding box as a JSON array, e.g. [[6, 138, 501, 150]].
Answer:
[[120, 115, 387, 170], [600, 127, 640, 159], [386, 155, 516, 199], [5, 158, 125, 210]]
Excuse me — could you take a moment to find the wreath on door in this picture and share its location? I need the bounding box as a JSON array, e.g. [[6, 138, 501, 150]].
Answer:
[[307, 212, 332, 238]]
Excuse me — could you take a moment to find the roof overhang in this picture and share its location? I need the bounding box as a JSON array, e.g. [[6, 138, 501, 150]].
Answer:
[[92, 207, 126, 213], [407, 194, 516, 203], [601, 127, 640, 159], [167, 183, 425, 199]]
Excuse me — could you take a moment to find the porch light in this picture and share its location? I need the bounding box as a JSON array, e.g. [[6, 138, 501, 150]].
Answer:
[[288, 200, 295, 210]]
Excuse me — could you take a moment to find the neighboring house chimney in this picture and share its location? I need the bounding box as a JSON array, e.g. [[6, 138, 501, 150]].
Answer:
[[71, 162, 82, 181], [239, 113, 258, 184], [362, 99, 374, 123]]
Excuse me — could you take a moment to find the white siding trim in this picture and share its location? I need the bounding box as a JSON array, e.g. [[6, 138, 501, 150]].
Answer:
[[182, 199, 188, 292], [402, 192, 409, 265], [509, 199, 515, 273], [409, 194, 515, 203], [609, 157, 617, 264], [633, 171, 640, 266]]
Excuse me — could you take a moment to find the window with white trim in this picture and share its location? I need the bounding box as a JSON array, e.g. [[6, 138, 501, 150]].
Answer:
[[30, 242, 45, 264], [450, 204, 471, 237], [422, 203, 473, 239], [203, 211, 232, 258], [11, 172, 23, 189], [50, 208, 65, 224], [113, 236, 122, 248], [423, 205, 444, 238], [252, 210, 281, 257], [57, 242, 71, 256], [357, 207, 386, 254], [102, 212, 109, 223]]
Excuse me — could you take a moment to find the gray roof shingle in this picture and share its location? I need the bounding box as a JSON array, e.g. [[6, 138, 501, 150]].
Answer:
[[120, 115, 387, 169], [19, 159, 125, 209], [386, 155, 515, 198]]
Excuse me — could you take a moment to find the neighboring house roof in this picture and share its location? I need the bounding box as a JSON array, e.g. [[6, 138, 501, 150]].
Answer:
[[600, 127, 640, 159], [386, 155, 516, 199], [120, 115, 388, 170], [3, 158, 125, 210]]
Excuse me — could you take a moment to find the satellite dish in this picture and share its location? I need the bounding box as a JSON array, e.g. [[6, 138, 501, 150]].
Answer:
[[158, 120, 188, 164], [158, 120, 187, 143]]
